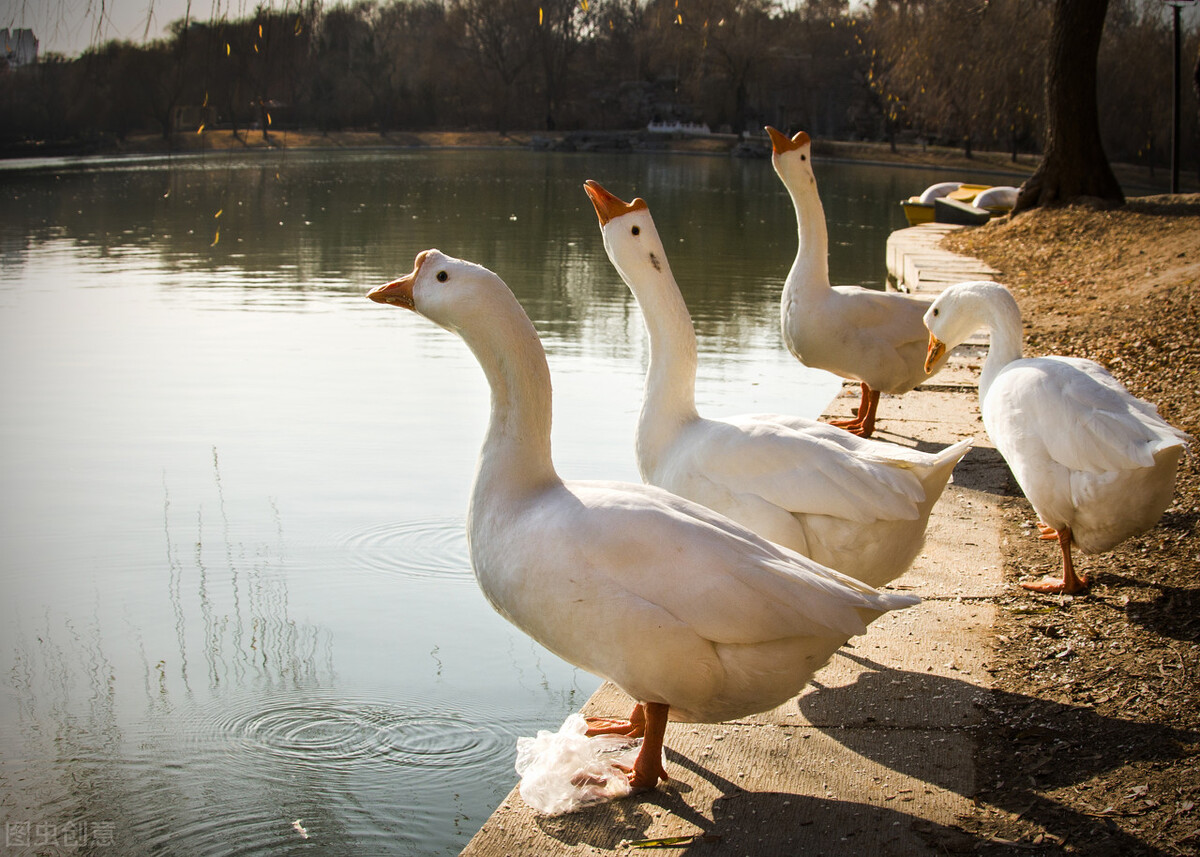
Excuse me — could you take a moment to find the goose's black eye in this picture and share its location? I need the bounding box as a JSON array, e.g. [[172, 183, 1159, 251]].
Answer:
[[932, 308, 939, 317], [631, 226, 640, 236], [800, 154, 807, 161], [436, 270, 448, 282]]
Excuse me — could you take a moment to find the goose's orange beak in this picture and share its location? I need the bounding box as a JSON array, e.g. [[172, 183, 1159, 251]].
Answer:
[[765, 126, 811, 155], [584, 179, 648, 226], [368, 251, 427, 310], [925, 332, 947, 374]]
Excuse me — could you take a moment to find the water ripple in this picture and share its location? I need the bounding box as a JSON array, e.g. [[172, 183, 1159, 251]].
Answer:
[[337, 517, 474, 585], [212, 694, 516, 784], [132, 693, 530, 855]]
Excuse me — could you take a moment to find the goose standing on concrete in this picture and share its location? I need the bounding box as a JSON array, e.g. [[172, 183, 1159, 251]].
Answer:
[[584, 179, 970, 587], [768, 126, 950, 437], [368, 249, 917, 791], [924, 280, 1189, 594]]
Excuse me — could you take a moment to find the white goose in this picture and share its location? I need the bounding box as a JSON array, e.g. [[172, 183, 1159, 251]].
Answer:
[[584, 179, 970, 588], [924, 281, 1189, 594], [368, 250, 918, 791], [768, 126, 951, 438]]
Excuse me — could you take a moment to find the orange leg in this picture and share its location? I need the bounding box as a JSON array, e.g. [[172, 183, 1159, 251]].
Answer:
[[857, 389, 881, 438], [621, 702, 670, 791], [830, 383, 881, 438], [1020, 525, 1090, 594], [585, 703, 646, 738]]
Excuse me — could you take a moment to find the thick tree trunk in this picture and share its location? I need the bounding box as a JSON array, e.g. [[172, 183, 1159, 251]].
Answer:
[[1013, 0, 1124, 213], [1194, 44, 1199, 104]]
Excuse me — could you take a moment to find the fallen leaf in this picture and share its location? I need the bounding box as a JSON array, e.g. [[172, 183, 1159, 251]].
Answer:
[[623, 833, 720, 848]]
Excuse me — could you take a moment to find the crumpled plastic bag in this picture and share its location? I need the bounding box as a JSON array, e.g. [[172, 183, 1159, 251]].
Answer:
[[514, 713, 643, 815]]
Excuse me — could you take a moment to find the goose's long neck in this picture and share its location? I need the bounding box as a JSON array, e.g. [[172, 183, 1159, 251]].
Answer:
[[782, 168, 830, 293], [465, 305, 559, 502], [978, 294, 1025, 403], [623, 263, 700, 474]]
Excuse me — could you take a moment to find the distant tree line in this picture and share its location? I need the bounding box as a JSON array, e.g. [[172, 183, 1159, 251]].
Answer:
[[1, 0, 1196, 172]]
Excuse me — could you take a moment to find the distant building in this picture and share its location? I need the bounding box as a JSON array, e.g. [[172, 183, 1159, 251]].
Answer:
[[2, 29, 38, 67], [646, 120, 712, 137]]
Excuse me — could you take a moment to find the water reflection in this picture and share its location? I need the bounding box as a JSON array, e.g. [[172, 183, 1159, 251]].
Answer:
[[161, 449, 328, 690], [0, 147, 969, 319], [3, 453, 337, 849]]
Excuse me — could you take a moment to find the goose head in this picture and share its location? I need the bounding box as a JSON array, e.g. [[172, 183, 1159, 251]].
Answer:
[[369, 248, 509, 333], [583, 180, 673, 292], [766, 126, 815, 190], [923, 281, 1018, 373]]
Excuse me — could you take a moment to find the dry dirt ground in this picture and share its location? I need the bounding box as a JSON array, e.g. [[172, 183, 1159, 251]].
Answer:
[[939, 197, 1200, 855]]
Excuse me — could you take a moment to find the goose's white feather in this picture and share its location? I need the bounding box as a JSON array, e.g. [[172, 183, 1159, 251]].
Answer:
[[586, 182, 969, 586], [372, 249, 917, 726]]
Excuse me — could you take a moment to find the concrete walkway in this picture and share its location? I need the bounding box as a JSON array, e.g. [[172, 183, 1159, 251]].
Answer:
[[886, 222, 1000, 297], [461, 225, 1010, 856]]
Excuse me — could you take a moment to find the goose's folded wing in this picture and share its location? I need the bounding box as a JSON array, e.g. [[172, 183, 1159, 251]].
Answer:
[[1056, 357, 1191, 444], [988, 358, 1188, 474], [832, 288, 930, 346], [743, 413, 963, 467], [696, 417, 925, 523], [565, 482, 917, 646]]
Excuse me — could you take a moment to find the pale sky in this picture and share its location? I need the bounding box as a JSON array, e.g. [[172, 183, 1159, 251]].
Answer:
[[0, 0, 297, 57]]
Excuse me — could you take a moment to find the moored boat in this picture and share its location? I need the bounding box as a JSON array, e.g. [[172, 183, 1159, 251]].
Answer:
[[901, 182, 1018, 226]]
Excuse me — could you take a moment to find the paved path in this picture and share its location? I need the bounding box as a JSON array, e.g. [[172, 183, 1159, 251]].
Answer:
[[886, 222, 999, 297], [462, 226, 1009, 856]]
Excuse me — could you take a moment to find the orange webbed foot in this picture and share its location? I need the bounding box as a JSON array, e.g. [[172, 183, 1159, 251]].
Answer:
[[828, 415, 875, 437], [585, 704, 647, 739], [1021, 525, 1088, 594], [615, 758, 669, 793], [829, 416, 863, 429], [1020, 574, 1090, 595], [828, 382, 873, 436], [584, 717, 644, 738], [826, 384, 880, 437]]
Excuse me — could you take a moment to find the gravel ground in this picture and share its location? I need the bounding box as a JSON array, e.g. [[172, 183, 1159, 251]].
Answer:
[[939, 196, 1200, 855]]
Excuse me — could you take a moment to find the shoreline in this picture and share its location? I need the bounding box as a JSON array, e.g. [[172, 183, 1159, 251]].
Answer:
[[4, 128, 1193, 195]]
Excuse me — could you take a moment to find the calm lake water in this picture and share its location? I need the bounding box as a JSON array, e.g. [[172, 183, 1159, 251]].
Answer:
[[0, 147, 1007, 854]]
